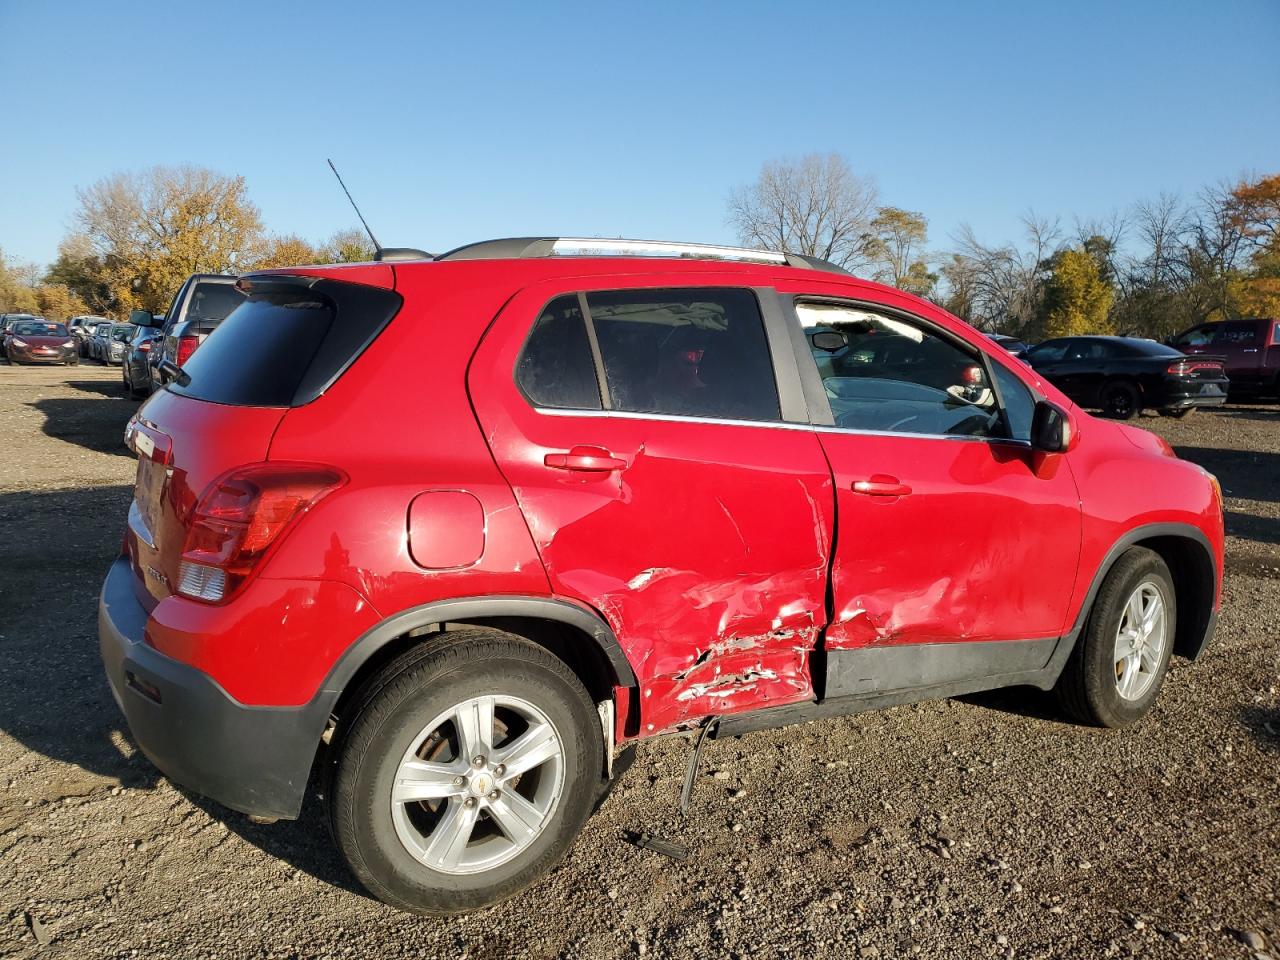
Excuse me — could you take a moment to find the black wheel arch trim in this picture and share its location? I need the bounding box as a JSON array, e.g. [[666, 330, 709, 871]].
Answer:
[[318, 595, 638, 703], [1068, 521, 1219, 661]]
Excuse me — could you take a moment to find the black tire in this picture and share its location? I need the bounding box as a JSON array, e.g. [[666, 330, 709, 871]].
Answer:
[[1055, 546, 1177, 728], [1100, 380, 1141, 420], [1158, 407, 1194, 419], [328, 629, 603, 915]]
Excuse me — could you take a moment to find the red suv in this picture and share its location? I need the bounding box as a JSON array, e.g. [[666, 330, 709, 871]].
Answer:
[[100, 238, 1224, 914]]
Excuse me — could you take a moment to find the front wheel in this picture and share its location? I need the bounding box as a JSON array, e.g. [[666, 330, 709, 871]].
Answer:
[[1100, 381, 1141, 420], [328, 629, 603, 915], [1055, 546, 1176, 727]]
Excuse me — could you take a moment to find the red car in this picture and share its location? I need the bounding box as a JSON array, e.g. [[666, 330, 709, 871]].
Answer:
[[4, 319, 78, 365], [100, 238, 1223, 914]]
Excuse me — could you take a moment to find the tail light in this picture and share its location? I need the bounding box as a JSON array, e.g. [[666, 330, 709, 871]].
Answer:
[[139, 340, 152, 353], [1167, 359, 1221, 375], [177, 463, 346, 603], [175, 335, 200, 367]]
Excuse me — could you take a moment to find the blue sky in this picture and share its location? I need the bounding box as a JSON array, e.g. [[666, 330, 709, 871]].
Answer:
[[2, 0, 1277, 267]]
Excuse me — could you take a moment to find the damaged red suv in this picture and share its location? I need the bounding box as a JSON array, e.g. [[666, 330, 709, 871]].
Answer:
[[100, 238, 1223, 914]]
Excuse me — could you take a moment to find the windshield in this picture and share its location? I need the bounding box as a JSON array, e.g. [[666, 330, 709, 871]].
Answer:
[[12, 322, 67, 337]]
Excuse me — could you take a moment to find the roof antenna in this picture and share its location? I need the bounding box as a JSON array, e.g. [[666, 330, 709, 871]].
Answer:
[[327, 159, 382, 252], [325, 160, 432, 262]]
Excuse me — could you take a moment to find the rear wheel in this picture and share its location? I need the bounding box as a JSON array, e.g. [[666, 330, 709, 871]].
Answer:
[[1100, 381, 1141, 420], [328, 629, 603, 914], [1055, 546, 1176, 727]]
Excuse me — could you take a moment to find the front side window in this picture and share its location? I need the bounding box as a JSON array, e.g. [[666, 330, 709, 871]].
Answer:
[[1065, 340, 1113, 362], [991, 361, 1036, 442], [1174, 324, 1214, 347], [798, 302, 1001, 438]]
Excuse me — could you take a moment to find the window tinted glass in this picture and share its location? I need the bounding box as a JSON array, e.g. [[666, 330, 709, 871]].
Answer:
[[188, 282, 245, 321], [1065, 340, 1113, 361], [1123, 338, 1182, 358], [798, 302, 1000, 438], [171, 279, 401, 407], [992, 361, 1035, 441], [587, 288, 779, 422], [1213, 321, 1259, 345], [1027, 340, 1068, 364], [516, 295, 602, 410], [1174, 324, 1214, 347], [13, 322, 66, 336]]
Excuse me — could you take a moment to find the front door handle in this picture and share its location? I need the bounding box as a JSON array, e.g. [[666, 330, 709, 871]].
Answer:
[[852, 474, 911, 497], [544, 445, 627, 472]]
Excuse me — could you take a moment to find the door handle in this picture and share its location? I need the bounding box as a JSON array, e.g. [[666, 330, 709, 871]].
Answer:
[[544, 445, 627, 472], [852, 475, 911, 497]]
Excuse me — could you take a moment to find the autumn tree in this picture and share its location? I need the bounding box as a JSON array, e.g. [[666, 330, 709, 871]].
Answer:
[[727, 153, 879, 270], [252, 234, 323, 269], [72, 165, 264, 313], [1038, 247, 1114, 338], [1225, 173, 1280, 316], [866, 207, 935, 296], [319, 228, 377, 263]]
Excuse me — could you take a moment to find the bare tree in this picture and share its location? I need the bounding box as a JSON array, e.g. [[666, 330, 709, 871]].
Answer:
[[727, 154, 879, 270], [945, 214, 1060, 333]]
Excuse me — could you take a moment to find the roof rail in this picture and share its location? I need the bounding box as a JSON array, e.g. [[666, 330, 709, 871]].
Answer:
[[432, 237, 850, 275]]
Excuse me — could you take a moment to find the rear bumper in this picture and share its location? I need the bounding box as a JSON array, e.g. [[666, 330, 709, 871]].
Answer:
[[98, 557, 326, 819], [1158, 377, 1229, 410]]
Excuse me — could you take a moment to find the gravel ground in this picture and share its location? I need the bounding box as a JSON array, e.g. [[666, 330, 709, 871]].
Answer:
[[1, 363, 1277, 960]]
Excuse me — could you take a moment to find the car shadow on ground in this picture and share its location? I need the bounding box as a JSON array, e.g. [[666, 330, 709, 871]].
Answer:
[[29, 393, 138, 457], [0, 486, 159, 793], [64, 375, 128, 398], [0, 483, 366, 895], [1238, 705, 1280, 754], [1172, 446, 1280, 504]]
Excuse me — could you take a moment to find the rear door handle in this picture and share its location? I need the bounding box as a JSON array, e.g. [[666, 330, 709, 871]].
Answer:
[[544, 445, 627, 472], [852, 474, 911, 497]]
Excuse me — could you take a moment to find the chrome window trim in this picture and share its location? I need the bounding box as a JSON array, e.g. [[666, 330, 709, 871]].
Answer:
[[528, 404, 1033, 448]]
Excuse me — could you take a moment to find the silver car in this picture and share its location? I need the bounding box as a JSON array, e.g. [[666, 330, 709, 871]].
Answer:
[[103, 324, 136, 366]]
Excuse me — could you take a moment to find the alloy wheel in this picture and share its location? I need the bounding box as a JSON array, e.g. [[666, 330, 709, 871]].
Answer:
[[1113, 581, 1168, 701], [390, 694, 565, 876]]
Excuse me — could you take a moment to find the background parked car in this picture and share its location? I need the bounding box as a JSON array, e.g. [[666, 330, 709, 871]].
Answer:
[[1026, 335, 1228, 419], [87, 321, 115, 362], [1170, 317, 1280, 397], [122, 324, 160, 398], [150, 274, 245, 384], [3, 319, 77, 365], [0, 314, 41, 357], [69, 315, 110, 356], [988, 333, 1031, 359], [101, 323, 136, 366]]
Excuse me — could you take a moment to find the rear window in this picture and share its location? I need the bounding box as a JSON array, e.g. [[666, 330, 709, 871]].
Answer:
[[187, 282, 246, 321], [169, 277, 402, 407]]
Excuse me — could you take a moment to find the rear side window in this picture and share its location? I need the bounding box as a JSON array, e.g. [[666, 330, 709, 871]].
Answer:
[[171, 278, 402, 407], [587, 288, 780, 422], [1213, 321, 1259, 345], [516, 295, 602, 410]]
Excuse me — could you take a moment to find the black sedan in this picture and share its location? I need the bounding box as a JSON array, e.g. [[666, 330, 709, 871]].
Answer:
[[1026, 336, 1229, 419]]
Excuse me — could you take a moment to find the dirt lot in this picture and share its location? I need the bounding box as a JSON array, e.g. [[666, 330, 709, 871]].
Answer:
[[1, 362, 1277, 959]]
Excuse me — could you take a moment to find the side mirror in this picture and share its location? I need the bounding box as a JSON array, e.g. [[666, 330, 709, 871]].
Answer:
[[129, 309, 159, 328], [1031, 401, 1074, 453], [811, 330, 849, 352]]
